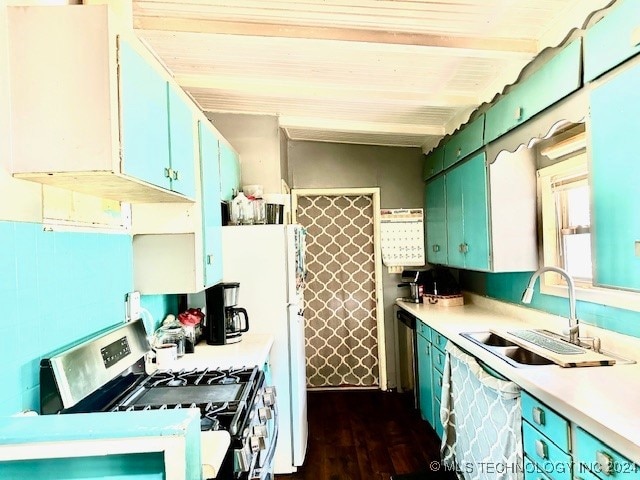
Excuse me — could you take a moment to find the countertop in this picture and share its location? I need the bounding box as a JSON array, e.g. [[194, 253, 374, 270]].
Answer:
[[396, 295, 640, 465], [161, 333, 274, 371]]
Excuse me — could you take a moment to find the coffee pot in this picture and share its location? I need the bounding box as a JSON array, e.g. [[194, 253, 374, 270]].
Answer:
[[225, 307, 249, 343]]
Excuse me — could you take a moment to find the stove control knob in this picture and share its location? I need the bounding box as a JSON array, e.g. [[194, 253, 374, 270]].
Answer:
[[258, 407, 272, 422], [262, 391, 276, 407], [264, 386, 276, 397], [253, 424, 268, 438], [250, 434, 266, 452], [235, 445, 252, 472]]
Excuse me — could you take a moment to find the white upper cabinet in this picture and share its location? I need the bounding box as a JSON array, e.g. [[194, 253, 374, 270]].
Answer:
[[7, 5, 195, 203]]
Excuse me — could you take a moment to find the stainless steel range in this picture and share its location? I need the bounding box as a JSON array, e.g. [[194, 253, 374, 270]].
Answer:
[[39, 319, 277, 480]]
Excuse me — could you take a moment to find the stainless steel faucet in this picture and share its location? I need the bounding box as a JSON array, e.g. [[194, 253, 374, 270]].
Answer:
[[521, 266, 579, 344]]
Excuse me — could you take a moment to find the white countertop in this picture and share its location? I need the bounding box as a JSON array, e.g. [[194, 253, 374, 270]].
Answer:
[[397, 295, 640, 465], [172, 333, 274, 371]]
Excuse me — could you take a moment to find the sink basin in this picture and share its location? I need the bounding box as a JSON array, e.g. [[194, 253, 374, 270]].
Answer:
[[462, 331, 518, 347], [460, 331, 555, 368], [502, 346, 555, 366]]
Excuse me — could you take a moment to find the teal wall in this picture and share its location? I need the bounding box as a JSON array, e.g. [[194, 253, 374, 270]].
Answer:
[[0, 220, 178, 416], [459, 270, 640, 338]]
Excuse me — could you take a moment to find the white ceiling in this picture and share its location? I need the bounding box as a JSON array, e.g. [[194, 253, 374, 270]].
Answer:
[[132, 0, 612, 152]]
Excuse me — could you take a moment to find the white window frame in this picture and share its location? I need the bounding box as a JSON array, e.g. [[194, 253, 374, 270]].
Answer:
[[537, 141, 640, 313]]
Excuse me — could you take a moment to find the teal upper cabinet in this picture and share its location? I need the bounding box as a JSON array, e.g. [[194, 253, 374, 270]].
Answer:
[[485, 40, 582, 144], [167, 85, 196, 199], [423, 145, 445, 180], [443, 115, 485, 169], [425, 176, 447, 265], [445, 152, 490, 270], [199, 121, 223, 287], [219, 140, 241, 202], [120, 40, 172, 191], [7, 5, 194, 203], [589, 61, 640, 291], [583, 0, 640, 82], [424, 147, 536, 272]]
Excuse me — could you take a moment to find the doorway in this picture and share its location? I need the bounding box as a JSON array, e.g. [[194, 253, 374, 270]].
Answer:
[[292, 188, 386, 390]]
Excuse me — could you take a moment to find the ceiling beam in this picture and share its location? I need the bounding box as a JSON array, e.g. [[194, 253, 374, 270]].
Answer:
[[176, 74, 478, 107], [134, 16, 539, 55], [278, 116, 445, 136]]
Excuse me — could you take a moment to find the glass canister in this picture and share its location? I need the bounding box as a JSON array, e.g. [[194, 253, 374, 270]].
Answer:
[[154, 324, 186, 357]]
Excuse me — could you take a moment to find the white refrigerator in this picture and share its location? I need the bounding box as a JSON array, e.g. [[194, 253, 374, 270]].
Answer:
[[222, 224, 308, 474]]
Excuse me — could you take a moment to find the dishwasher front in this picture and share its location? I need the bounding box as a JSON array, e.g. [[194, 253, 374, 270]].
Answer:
[[395, 306, 418, 409]]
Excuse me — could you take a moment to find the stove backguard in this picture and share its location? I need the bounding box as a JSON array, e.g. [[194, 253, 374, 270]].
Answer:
[[40, 319, 150, 414]]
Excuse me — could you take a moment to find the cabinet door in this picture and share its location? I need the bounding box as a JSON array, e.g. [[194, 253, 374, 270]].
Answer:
[[198, 121, 223, 287], [443, 115, 485, 169], [219, 141, 241, 202], [590, 62, 640, 291], [423, 145, 445, 180], [119, 40, 170, 190], [445, 153, 490, 270], [461, 152, 490, 271], [425, 176, 448, 264], [416, 331, 434, 426], [584, 0, 640, 82], [167, 86, 196, 198], [485, 40, 581, 143]]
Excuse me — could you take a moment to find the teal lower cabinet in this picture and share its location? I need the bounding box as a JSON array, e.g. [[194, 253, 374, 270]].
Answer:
[[521, 392, 572, 480], [589, 60, 640, 291], [416, 325, 434, 424], [521, 391, 639, 480], [415, 320, 446, 438], [573, 427, 639, 480]]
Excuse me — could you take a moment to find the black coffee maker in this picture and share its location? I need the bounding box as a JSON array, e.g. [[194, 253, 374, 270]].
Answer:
[[203, 282, 250, 345]]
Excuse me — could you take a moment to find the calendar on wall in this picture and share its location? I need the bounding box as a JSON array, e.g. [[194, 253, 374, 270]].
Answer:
[[380, 208, 425, 269]]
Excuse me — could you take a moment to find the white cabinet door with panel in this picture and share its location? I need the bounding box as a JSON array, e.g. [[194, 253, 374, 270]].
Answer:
[[7, 5, 194, 204]]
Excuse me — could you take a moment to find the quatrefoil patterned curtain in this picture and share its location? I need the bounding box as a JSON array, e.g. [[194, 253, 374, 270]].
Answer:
[[296, 194, 379, 388]]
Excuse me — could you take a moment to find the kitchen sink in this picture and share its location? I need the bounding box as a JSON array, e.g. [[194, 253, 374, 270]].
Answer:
[[502, 346, 555, 366], [460, 331, 556, 368], [462, 331, 518, 348], [461, 329, 636, 367]]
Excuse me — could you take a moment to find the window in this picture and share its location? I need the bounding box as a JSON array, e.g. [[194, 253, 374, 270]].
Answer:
[[537, 131, 640, 312], [539, 152, 591, 288]]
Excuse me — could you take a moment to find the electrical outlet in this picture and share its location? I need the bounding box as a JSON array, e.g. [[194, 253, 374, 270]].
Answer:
[[126, 291, 142, 321]]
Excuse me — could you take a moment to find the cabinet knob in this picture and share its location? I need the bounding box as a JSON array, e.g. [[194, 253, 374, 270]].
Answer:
[[534, 439, 548, 460], [458, 243, 468, 253], [164, 167, 172, 178], [456, 148, 462, 158], [532, 406, 545, 426], [514, 106, 523, 121], [206, 254, 213, 265], [432, 244, 440, 253], [595, 450, 614, 476], [172, 170, 179, 180]]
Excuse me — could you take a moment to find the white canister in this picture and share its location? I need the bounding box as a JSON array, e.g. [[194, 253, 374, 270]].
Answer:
[[155, 343, 178, 369]]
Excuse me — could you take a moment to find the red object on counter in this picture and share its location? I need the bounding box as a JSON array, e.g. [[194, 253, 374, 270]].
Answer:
[[178, 308, 204, 326]]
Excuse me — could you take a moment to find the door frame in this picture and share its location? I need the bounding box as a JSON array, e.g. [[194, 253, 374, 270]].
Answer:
[[291, 187, 387, 391]]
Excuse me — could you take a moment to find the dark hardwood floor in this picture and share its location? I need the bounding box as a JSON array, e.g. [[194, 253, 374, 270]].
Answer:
[[277, 389, 453, 480]]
